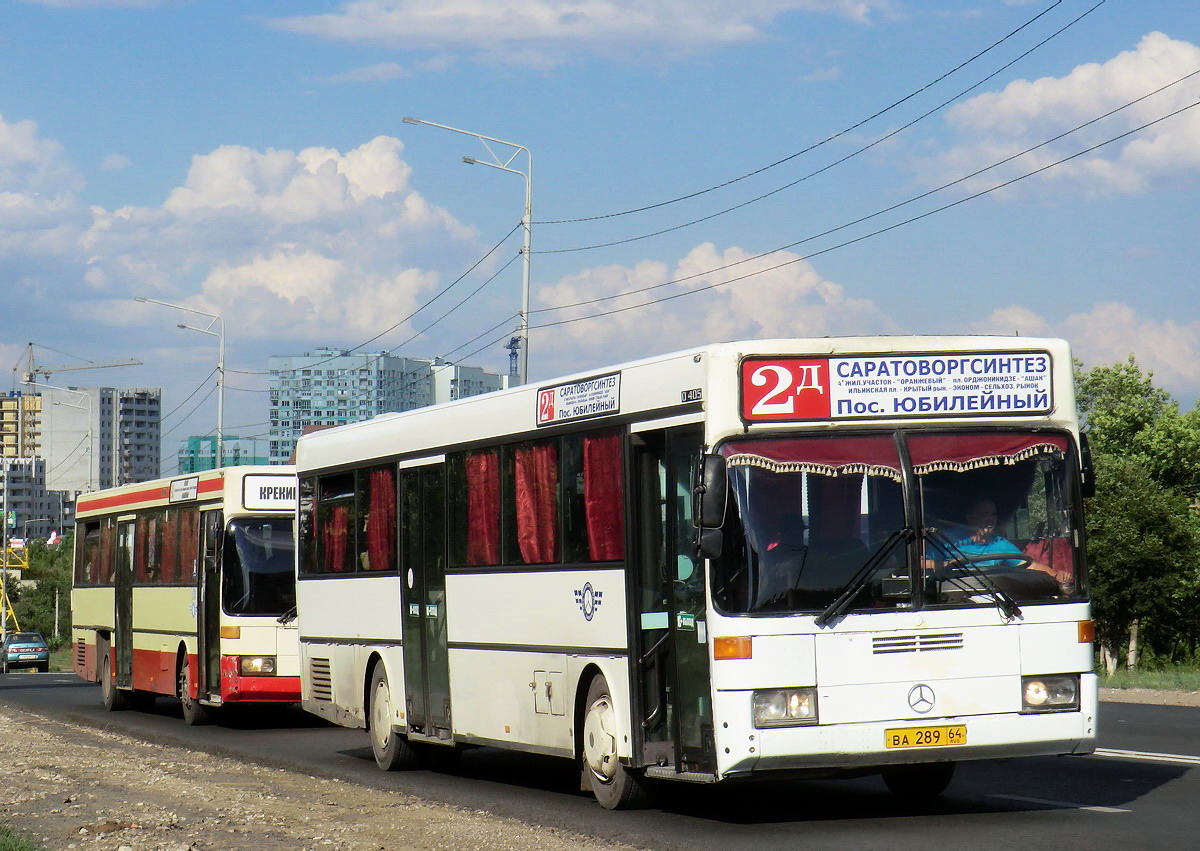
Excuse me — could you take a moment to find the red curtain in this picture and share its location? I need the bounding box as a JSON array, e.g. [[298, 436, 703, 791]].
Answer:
[[179, 508, 200, 582], [515, 443, 558, 563], [134, 517, 152, 582], [908, 433, 1069, 471], [584, 433, 624, 561], [365, 468, 396, 571], [466, 451, 500, 565], [99, 521, 116, 584], [323, 505, 350, 573]]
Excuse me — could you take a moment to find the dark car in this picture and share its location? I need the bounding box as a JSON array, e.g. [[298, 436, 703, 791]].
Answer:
[[1, 632, 50, 673]]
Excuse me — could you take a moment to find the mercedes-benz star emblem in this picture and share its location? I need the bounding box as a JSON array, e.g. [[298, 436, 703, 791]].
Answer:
[[908, 683, 936, 714]]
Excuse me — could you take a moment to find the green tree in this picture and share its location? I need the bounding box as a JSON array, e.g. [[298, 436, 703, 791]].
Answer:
[[1076, 356, 1200, 669], [12, 533, 74, 649]]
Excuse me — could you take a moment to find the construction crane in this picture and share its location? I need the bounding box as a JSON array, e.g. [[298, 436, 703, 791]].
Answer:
[[14, 343, 141, 387]]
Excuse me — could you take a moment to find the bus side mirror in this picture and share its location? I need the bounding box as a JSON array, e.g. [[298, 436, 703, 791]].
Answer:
[[694, 453, 728, 528], [693, 453, 728, 559], [1079, 433, 1096, 499]]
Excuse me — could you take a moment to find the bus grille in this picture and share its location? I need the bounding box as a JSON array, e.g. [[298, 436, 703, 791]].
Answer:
[[873, 633, 963, 654], [310, 658, 333, 702]]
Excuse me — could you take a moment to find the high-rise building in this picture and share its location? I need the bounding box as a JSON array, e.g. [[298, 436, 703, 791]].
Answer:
[[268, 349, 506, 464], [37, 386, 161, 495], [0, 457, 56, 541], [177, 435, 271, 473], [0, 392, 42, 458]]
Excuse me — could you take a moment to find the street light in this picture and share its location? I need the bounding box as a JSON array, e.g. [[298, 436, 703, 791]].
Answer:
[[22, 518, 50, 542], [402, 116, 533, 385], [136, 297, 225, 467]]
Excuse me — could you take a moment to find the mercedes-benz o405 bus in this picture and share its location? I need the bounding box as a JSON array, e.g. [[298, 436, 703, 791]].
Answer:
[[293, 337, 1095, 808]]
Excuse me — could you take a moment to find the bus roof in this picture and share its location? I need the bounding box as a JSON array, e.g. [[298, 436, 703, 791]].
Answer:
[[75, 465, 296, 519], [295, 335, 1077, 474]]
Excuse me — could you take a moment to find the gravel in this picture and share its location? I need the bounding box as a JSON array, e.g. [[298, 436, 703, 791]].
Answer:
[[0, 704, 638, 851]]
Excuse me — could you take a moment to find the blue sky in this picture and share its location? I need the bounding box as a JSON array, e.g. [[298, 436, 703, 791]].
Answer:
[[2, 0, 1198, 465]]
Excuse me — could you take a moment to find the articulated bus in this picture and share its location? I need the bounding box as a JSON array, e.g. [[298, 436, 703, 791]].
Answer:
[[294, 337, 1096, 808], [71, 466, 300, 724]]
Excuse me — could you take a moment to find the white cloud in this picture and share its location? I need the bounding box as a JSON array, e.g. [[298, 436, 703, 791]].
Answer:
[[532, 242, 895, 375], [316, 62, 410, 83], [269, 1, 889, 66], [101, 154, 131, 172], [0, 113, 83, 198], [919, 32, 1200, 196], [969, 301, 1200, 403]]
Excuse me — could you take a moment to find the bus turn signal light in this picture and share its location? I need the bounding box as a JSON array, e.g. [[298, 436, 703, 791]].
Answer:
[[220, 626, 241, 640], [714, 636, 752, 660], [1078, 620, 1095, 643]]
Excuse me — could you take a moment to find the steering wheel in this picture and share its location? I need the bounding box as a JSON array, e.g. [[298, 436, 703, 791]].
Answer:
[[943, 552, 1032, 572]]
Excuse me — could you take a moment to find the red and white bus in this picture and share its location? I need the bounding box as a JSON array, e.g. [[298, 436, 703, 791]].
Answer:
[[71, 466, 300, 723], [293, 336, 1096, 807]]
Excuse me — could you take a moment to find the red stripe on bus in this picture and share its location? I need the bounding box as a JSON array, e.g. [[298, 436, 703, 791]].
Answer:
[[77, 475, 226, 514]]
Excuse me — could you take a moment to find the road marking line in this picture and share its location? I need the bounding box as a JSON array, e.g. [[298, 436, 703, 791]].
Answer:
[[1094, 747, 1200, 767], [990, 794, 1129, 813]]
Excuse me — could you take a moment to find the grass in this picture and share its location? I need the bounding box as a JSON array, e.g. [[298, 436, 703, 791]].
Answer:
[[48, 645, 72, 673], [0, 824, 43, 851], [1098, 666, 1200, 692]]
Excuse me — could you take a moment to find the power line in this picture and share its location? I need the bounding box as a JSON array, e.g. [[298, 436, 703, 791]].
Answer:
[[160, 368, 217, 423], [529, 95, 1200, 332], [536, 0, 1107, 255], [534, 0, 1079, 226]]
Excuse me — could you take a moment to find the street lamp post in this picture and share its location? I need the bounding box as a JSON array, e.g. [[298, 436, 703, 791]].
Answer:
[[402, 116, 532, 385], [135, 297, 225, 467], [22, 518, 50, 542]]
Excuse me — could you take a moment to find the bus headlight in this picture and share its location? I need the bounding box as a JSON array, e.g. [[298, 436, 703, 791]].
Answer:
[[239, 655, 277, 676], [1022, 674, 1078, 711], [753, 687, 818, 728]]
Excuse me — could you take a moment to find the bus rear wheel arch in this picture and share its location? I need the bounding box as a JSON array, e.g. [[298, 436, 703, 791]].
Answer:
[[579, 673, 653, 810]]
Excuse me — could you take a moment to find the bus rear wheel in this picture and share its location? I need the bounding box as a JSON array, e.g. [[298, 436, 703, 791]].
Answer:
[[178, 656, 211, 726], [369, 663, 419, 771], [881, 762, 956, 798], [101, 652, 129, 711], [581, 674, 653, 810]]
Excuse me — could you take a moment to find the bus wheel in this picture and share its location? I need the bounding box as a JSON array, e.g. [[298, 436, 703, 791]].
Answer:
[[369, 663, 418, 771], [101, 653, 129, 711], [177, 657, 211, 726], [581, 674, 653, 810], [882, 762, 956, 798]]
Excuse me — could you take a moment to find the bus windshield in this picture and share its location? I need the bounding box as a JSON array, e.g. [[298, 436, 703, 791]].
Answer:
[[223, 517, 296, 617], [712, 430, 1085, 616]]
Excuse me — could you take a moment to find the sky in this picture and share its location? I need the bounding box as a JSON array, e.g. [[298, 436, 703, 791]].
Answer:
[[2, 0, 1199, 469]]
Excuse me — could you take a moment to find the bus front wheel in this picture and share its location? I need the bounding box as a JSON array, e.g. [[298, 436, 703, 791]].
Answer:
[[369, 663, 419, 771], [177, 656, 211, 726], [581, 674, 653, 810], [881, 762, 956, 798]]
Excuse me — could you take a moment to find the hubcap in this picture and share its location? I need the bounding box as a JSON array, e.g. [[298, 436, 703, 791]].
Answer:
[[373, 681, 392, 749], [583, 696, 617, 781]]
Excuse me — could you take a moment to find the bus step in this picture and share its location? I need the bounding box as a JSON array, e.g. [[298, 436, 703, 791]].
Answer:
[[644, 766, 716, 783]]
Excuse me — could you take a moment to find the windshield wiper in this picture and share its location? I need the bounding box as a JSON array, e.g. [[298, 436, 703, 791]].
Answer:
[[277, 605, 298, 625], [816, 526, 914, 627], [924, 528, 1021, 619]]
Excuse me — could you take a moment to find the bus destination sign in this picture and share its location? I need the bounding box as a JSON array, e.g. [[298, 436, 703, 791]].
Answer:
[[243, 475, 299, 511], [536, 372, 621, 427], [741, 351, 1053, 422]]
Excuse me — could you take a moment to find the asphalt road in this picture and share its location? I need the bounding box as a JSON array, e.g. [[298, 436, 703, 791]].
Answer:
[[3, 672, 1199, 850]]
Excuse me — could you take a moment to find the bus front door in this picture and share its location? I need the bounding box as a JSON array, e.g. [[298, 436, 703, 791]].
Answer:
[[198, 510, 223, 700], [115, 520, 135, 688], [632, 426, 714, 776], [400, 464, 451, 740]]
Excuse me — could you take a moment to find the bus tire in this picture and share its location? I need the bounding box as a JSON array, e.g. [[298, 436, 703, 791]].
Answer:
[[369, 663, 418, 771], [581, 674, 653, 810], [882, 762, 955, 798], [101, 653, 129, 711], [178, 656, 211, 726]]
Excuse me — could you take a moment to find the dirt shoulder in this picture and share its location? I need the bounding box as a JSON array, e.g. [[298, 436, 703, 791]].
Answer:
[[0, 705, 638, 851], [1099, 687, 1200, 707]]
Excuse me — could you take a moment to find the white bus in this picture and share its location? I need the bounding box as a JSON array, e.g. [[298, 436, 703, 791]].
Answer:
[[294, 337, 1095, 808], [72, 466, 300, 724]]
